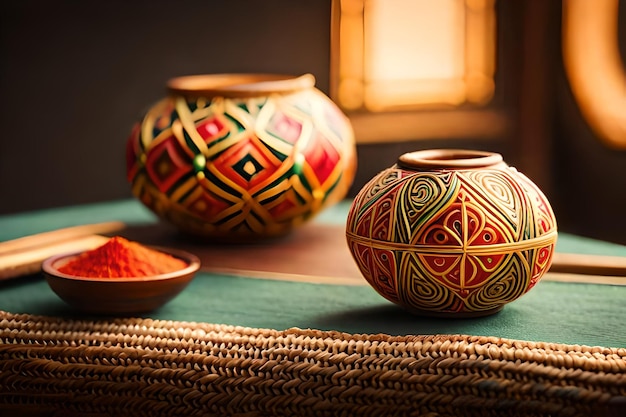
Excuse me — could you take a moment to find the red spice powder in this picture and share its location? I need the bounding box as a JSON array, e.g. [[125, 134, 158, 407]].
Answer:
[[58, 236, 188, 278]]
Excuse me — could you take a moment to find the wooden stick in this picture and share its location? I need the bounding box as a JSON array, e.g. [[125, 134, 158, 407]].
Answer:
[[0, 221, 126, 280], [543, 272, 626, 286], [0, 235, 110, 280], [0, 221, 125, 256], [550, 252, 626, 277]]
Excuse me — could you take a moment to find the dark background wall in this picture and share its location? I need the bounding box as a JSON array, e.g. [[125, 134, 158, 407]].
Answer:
[[1, 0, 626, 245]]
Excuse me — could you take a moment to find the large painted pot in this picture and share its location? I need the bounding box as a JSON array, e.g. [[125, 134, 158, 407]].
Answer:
[[346, 149, 557, 317], [127, 74, 356, 240]]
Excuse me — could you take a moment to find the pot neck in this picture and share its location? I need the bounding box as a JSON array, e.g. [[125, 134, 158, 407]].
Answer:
[[166, 73, 315, 98], [397, 149, 504, 170]]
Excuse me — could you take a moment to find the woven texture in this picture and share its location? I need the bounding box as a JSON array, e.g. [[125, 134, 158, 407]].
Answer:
[[1, 310, 624, 417]]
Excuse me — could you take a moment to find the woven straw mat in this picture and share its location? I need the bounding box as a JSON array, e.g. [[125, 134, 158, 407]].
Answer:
[[1, 310, 624, 417]]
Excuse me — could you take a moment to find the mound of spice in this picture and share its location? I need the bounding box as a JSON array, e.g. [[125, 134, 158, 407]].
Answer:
[[58, 236, 188, 278]]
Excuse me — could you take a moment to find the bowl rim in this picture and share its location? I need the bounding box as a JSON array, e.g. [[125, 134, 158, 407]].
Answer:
[[42, 246, 201, 283]]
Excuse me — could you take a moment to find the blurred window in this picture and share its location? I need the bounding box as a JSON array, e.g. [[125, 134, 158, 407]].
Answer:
[[330, 0, 502, 143]]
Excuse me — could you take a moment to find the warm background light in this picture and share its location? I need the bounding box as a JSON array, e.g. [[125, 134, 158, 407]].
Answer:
[[365, 0, 464, 81], [563, 0, 626, 149], [332, 0, 495, 112], [364, 0, 465, 109]]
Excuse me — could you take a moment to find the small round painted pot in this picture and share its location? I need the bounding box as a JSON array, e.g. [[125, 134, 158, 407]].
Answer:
[[127, 73, 356, 240], [346, 149, 558, 317]]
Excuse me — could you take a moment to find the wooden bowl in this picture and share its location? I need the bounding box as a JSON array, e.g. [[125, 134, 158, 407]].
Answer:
[[42, 247, 200, 314]]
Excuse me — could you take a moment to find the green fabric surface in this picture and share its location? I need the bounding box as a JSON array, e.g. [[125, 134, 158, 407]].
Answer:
[[1, 199, 626, 348], [1, 272, 624, 348]]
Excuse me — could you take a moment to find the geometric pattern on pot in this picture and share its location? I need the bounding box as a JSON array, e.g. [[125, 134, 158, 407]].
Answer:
[[346, 159, 557, 316], [127, 83, 356, 240]]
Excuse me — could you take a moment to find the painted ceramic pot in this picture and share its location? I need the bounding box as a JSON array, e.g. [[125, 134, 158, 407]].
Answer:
[[127, 73, 356, 240], [346, 149, 557, 317]]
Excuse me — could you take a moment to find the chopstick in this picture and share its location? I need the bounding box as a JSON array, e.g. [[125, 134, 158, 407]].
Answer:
[[0, 235, 111, 280], [0, 221, 126, 280], [0, 221, 125, 256], [550, 252, 626, 277]]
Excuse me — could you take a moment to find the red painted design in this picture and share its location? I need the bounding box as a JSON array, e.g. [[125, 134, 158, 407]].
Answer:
[[186, 189, 231, 220], [125, 123, 141, 182], [266, 110, 303, 144], [268, 192, 299, 219], [196, 116, 227, 144], [145, 135, 193, 193], [210, 137, 280, 189], [357, 244, 398, 303], [302, 131, 340, 185], [419, 254, 460, 276]]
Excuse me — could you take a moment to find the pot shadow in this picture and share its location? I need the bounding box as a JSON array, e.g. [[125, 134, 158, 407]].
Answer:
[[0, 273, 43, 289], [311, 303, 503, 337]]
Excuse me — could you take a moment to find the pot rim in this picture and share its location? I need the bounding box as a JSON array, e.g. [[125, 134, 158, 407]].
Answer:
[[166, 73, 315, 98], [397, 149, 504, 170]]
